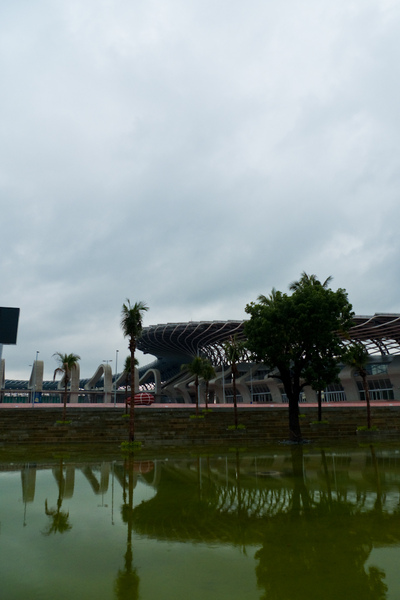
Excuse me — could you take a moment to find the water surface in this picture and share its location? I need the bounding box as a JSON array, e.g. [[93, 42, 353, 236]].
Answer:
[[1, 444, 399, 600]]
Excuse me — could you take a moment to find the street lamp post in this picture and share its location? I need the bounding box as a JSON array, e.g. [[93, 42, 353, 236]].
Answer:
[[103, 359, 112, 403], [32, 351, 39, 407]]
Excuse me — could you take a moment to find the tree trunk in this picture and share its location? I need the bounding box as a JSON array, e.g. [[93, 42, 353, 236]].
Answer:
[[280, 369, 302, 442], [195, 375, 199, 415], [317, 389, 322, 422], [129, 340, 136, 442], [205, 381, 209, 410], [63, 384, 68, 422], [125, 379, 129, 415], [362, 374, 372, 429], [232, 366, 238, 428], [288, 394, 302, 442]]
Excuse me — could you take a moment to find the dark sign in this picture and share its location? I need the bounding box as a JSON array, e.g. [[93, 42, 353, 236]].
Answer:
[[0, 307, 20, 344]]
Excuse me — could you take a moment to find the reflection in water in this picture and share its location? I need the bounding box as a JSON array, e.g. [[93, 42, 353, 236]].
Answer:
[[82, 463, 110, 495], [255, 445, 389, 600], [2, 447, 400, 599], [114, 457, 141, 600], [43, 457, 72, 535]]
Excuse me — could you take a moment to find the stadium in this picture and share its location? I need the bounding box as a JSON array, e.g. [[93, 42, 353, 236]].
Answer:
[[2, 313, 400, 405]]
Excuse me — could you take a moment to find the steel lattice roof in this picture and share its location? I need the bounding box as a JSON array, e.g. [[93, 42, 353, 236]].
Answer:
[[138, 314, 400, 359]]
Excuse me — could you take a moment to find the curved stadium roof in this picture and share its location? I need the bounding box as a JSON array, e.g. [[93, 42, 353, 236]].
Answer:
[[138, 314, 400, 360], [5, 314, 400, 390], [138, 320, 245, 360]]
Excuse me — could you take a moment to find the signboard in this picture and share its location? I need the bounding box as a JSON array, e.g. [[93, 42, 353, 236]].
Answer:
[[0, 307, 20, 344]]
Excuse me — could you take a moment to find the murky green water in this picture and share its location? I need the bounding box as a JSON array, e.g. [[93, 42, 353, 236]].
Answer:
[[1, 444, 400, 600]]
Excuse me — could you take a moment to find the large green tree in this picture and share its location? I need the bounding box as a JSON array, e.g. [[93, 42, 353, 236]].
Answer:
[[290, 273, 340, 422], [53, 352, 81, 422], [245, 275, 353, 441], [121, 300, 149, 442]]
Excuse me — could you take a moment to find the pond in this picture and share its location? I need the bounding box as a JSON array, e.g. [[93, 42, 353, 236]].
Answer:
[[1, 443, 400, 600]]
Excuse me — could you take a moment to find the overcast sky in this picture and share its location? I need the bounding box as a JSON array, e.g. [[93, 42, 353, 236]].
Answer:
[[2, 0, 400, 381]]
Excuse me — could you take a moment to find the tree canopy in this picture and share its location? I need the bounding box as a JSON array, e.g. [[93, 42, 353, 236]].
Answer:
[[244, 274, 354, 440]]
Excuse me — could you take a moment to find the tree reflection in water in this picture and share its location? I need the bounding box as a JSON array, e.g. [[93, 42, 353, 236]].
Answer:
[[114, 456, 140, 600], [129, 445, 400, 599], [19, 444, 400, 598], [42, 457, 72, 536], [255, 445, 388, 600]]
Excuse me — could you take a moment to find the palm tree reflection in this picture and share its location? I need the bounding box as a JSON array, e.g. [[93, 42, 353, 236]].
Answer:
[[114, 456, 140, 600], [42, 457, 72, 536]]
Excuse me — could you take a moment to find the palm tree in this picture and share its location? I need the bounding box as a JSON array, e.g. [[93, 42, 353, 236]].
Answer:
[[201, 360, 216, 410], [289, 271, 332, 292], [53, 352, 81, 422], [257, 287, 279, 305], [181, 356, 205, 415], [121, 300, 149, 442], [344, 343, 372, 429], [222, 335, 247, 428]]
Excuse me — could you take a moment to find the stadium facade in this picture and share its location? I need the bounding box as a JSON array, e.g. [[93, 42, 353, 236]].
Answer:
[[2, 314, 400, 404]]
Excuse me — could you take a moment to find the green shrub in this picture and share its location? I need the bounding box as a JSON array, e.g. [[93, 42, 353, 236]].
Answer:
[[357, 425, 379, 432], [120, 440, 142, 453]]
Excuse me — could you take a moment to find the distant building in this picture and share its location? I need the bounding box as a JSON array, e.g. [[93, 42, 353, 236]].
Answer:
[[2, 314, 400, 404], [136, 315, 400, 404]]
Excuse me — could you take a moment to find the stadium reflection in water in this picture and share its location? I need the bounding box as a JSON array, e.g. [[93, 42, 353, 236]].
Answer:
[[1, 445, 400, 600]]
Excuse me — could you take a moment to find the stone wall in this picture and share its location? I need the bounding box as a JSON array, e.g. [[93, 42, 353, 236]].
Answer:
[[1, 405, 400, 447]]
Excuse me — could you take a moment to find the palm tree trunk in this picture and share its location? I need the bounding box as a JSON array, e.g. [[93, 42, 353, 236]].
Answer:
[[129, 341, 135, 442], [63, 383, 68, 422], [125, 370, 130, 415], [232, 368, 238, 428], [195, 375, 199, 415], [125, 380, 129, 415]]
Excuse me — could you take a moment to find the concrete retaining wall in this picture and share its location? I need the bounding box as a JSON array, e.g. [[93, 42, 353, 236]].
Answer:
[[1, 405, 400, 447]]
